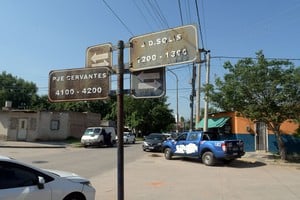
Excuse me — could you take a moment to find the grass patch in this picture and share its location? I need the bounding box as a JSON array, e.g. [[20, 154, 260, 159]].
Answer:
[[65, 137, 83, 147]]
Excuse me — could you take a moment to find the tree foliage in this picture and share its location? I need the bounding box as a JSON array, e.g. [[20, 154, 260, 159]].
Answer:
[[209, 51, 300, 160], [0, 71, 38, 109], [105, 96, 175, 136]]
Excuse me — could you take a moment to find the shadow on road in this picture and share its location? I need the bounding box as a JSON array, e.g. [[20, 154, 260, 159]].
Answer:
[[223, 159, 266, 168], [159, 155, 266, 168]]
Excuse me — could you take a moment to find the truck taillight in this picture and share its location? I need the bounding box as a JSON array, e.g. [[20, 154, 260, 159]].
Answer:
[[221, 143, 227, 152]]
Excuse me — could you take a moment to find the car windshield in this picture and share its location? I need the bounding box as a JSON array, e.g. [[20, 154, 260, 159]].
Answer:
[[147, 134, 164, 140], [84, 128, 101, 135]]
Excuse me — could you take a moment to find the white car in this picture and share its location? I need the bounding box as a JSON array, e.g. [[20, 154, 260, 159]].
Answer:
[[123, 132, 136, 144], [0, 155, 95, 200], [116, 132, 136, 144]]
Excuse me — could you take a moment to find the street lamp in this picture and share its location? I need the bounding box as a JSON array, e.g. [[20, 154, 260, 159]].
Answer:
[[168, 69, 179, 133]]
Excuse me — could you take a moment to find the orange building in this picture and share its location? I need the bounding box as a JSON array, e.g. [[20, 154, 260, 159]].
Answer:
[[196, 111, 299, 153]]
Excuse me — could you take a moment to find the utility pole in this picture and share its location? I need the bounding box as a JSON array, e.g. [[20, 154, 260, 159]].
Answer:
[[203, 51, 210, 131], [168, 70, 179, 133], [195, 61, 201, 126], [190, 63, 196, 131], [117, 40, 124, 200]]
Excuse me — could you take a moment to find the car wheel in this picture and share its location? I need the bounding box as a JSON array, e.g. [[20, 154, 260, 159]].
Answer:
[[202, 151, 215, 166], [132, 139, 135, 144], [63, 193, 85, 200], [164, 148, 172, 160]]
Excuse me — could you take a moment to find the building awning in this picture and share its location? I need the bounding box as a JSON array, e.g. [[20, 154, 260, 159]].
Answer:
[[196, 117, 230, 129]]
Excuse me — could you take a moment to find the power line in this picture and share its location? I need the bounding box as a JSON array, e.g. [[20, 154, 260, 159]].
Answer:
[[211, 56, 300, 61], [133, 0, 154, 30], [195, 0, 205, 49], [102, 0, 134, 36], [178, 0, 183, 25], [145, 0, 169, 29]]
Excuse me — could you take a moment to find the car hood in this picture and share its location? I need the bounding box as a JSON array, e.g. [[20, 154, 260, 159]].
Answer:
[[145, 139, 164, 144], [45, 169, 90, 183]]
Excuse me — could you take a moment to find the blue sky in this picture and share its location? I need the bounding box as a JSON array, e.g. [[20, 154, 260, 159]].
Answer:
[[1, 0, 300, 120]]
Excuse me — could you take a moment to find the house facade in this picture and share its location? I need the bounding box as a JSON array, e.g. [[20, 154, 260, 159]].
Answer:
[[0, 110, 101, 141], [196, 111, 300, 154]]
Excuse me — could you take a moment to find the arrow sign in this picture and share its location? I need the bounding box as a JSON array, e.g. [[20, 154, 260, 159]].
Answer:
[[137, 71, 160, 82], [86, 43, 112, 68], [138, 80, 161, 91], [131, 67, 165, 98], [91, 59, 110, 67], [91, 52, 109, 63]]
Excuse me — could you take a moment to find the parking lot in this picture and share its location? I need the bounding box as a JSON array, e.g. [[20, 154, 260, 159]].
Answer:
[[1, 141, 300, 200]]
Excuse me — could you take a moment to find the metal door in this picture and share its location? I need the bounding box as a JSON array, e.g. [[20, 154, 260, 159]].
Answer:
[[255, 121, 267, 151], [17, 119, 27, 141]]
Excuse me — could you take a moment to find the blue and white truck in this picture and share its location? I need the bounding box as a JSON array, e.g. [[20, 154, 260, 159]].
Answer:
[[162, 131, 245, 166]]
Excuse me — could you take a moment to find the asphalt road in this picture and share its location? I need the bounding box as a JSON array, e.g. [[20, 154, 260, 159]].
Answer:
[[1, 142, 300, 200]]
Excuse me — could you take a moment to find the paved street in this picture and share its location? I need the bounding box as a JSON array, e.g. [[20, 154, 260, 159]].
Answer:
[[1, 141, 300, 200], [91, 151, 300, 200]]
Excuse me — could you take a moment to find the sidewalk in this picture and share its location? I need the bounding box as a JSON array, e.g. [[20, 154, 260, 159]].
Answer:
[[240, 151, 300, 167], [0, 140, 67, 148]]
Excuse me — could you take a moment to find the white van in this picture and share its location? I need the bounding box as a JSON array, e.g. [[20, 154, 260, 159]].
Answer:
[[81, 127, 116, 147]]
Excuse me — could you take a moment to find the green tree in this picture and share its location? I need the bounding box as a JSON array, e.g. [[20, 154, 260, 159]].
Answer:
[[209, 51, 300, 160], [105, 96, 175, 136], [0, 71, 38, 109]]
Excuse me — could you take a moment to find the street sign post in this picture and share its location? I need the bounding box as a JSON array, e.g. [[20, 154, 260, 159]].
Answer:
[[131, 68, 165, 98], [86, 43, 112, 68], [129, 25, 198, 71], [48, 67, 110, 102]]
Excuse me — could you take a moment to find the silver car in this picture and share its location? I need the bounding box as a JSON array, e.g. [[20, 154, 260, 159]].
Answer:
[[0, 155, 95, 200]]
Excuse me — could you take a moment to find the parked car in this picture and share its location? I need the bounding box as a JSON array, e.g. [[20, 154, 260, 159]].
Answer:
[[142, 133, 167, 152], [0, 155, 95, 200], [124, 132, 136, 144], [115, 132, 136, 144], [81, 126, 116, 147]]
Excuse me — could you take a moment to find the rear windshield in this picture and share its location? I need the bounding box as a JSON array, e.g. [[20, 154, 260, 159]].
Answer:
[[84, 128, 101, 135], [147, 134, 165, 140], [202, 132, 221, 141]]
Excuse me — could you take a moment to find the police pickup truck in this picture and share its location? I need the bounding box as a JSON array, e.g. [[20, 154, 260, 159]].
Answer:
[[162, 131, 245, 166]]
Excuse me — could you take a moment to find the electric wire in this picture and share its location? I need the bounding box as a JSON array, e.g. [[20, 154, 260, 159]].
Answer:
[[195, 0, 205, 49], [141, 0, 163, 29], [133, 0, 154, 30], [178, 0, 183, 25], [146, 0, 168, 29], [102, 0, 134, 36], [152, 0, 169, 28]]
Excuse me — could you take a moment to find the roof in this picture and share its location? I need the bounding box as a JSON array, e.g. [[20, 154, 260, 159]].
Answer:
[[196, 117, 230, 129]]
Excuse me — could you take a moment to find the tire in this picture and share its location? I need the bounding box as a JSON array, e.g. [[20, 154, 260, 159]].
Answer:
[[164, 148, 172, 160], [63, 193, 85, 200], [202, 151, 215, 166]]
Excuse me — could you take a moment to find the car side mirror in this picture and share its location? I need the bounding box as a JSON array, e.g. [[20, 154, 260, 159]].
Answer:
[[37, 176, 45, 189]]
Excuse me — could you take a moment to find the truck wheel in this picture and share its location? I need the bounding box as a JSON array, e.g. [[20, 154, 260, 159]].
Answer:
[[202, 151, 215, 166], [164, 148, 172, 160]]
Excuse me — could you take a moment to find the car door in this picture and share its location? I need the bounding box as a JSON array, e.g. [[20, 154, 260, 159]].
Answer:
[[174, 133, 188, 156], [185, 132, 200, 156], [0, 162, 51, 200]]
